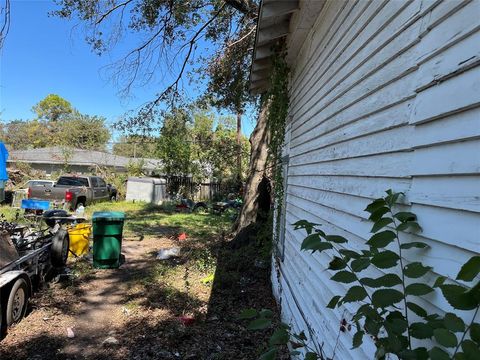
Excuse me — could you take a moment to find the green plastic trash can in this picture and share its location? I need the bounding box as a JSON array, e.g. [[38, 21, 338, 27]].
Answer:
[[92, 211, 125, 269]]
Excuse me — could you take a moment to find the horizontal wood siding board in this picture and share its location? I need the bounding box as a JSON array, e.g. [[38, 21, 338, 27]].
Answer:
[[290, 0, 374, 98], [413, 28, 480, 92], [287, 175, 412, 201], [276, 1, 480, 357], [290, 125, 414, 164], [287, 173, 480, 214], [290, 100, 412, 157], [291, 0, 409, 108], [409, 175, 480, 213], [290, 73, 418, 148], [291, 6, 422, 131], [411, 65, 480, 124]]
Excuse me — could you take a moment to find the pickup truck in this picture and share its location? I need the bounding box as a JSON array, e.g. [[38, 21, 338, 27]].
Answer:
[[27, 175, 114, 210]]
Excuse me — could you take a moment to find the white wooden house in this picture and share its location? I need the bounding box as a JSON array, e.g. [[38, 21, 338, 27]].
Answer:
[[251, 0, 480, 357]]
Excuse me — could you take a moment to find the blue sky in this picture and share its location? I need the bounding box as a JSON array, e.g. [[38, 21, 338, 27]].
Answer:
[[0, 0, 256, 139]]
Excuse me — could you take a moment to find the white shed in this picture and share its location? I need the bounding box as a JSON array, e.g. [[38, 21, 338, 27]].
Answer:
[[252, 0, 480, 358], [126, 177, 167, 205]]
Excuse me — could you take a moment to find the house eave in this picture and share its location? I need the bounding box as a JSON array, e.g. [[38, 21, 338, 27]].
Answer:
[[249, 0, 326, 94]]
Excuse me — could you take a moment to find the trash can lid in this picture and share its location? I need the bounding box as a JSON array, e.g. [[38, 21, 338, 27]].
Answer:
[[92, 211, 125, 221]]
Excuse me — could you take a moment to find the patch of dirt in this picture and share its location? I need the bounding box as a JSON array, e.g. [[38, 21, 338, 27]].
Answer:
[[0, 226, 285, 360]]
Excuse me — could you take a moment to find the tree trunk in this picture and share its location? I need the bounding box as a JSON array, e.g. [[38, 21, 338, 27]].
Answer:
[[236, 111, 242, 182], [234, 99, 270, 233]]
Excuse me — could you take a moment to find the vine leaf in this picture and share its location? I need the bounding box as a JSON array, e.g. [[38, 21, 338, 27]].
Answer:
[[259, 348, 277, 360], [300, 233, 321, 250], [372, 289, 403, 307], [456, 256, 480, 282], [364, 198, 386, 213], [260, 309, 274, 318], [397, 221, 422, 233], [385, 189, 403, 206], [305, 352, 319, 360], [461, 340, 480, 358], [401, 241, 429, 250], [301, 234, 332, 252], [328, 257, 347, 270], [366, 230, 396, 248], [407, 302, 427, 318], [324, 235, 348, 244], [330, 271, 357, 284], [292, 220, 318, 234], [433, 328, 458, 348], [352, 331, 364, 348], [371, 218, 393, 233], [405, 283, 434, 296], [470, 323, 480, 344], [371, 250, 400, 269], [444, 313, 465, 333], [342, 286, 368, 303], [326, 295, 341, 309], [429, 347, 451, 360], [394, 211, 417, 222], [247, 317, 271, 330], [385, 311, 408, 335], [269, 328, 289, 346], [433, 276, 447, 288], [360, 274, 402, 288], [410, 322, 434, 339], [369, 206, 389, 222], [351, 258, 370, 272], [439, 284, 478, 310], [403, 262, 432, 278], [239, 308, 258, 319]]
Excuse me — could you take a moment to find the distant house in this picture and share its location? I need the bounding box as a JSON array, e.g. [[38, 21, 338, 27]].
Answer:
[[7, 147, 162, 176], [251, 0, 480, 358]]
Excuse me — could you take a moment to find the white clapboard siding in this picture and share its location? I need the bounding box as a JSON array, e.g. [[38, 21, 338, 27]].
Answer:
[[273, 0, 480, 358]]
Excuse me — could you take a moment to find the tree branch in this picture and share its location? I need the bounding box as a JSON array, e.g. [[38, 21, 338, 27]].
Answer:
[[0, 0, 10, 49], [150, 3, 228, 108], [95, 0, 133, 25], [227, 25, 255, 47]]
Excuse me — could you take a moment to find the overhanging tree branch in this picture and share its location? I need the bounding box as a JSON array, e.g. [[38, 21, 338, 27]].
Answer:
[[0, 0, 10, 49]]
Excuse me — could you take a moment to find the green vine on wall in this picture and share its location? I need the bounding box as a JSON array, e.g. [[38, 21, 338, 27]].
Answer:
[[265, 47, 290, 241]]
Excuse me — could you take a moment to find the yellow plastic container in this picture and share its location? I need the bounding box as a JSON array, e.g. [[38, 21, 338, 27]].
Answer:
[[68, 223, 92, 257]]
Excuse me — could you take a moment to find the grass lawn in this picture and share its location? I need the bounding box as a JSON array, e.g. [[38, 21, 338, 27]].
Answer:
[[84, 200, 232, 240], [0, 200, 282, 360]]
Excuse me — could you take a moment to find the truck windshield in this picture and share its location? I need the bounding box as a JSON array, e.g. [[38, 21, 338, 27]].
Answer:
[[56, 177, 89, 187]]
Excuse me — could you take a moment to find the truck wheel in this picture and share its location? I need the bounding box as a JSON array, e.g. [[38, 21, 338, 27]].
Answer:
[[6, 278, 29, 326], [51, 229, 70, 268]]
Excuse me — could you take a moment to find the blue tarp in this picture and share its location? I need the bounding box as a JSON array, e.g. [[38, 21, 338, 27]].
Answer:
[[0, 142, 8, 181]]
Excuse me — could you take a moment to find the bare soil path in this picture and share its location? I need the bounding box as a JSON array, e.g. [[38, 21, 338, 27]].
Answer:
[[0, 231, 282, 360]]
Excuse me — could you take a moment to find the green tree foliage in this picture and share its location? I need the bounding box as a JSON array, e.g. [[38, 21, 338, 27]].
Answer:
[[32, 93, 73, 122], [57, 112, 111, 150], [1, 95, 110, 151], [112, 135, 157, 158], [153, 106, 249, 181], [156, 108, 194, 178]]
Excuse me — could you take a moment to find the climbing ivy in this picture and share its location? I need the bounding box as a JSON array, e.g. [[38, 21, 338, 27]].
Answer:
[[265, 48, 290, 242], [244, 190, 480, 359]]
